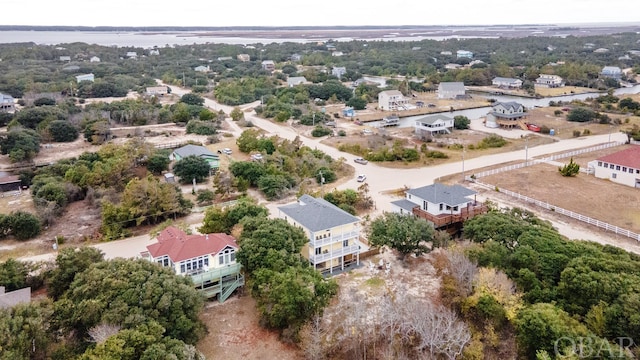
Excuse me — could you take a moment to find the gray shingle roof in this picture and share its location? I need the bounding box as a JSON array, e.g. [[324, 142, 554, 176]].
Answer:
[[415, 114, 453, 125], [173, 144, 217, 159], [438, 82, 466, 91], [493, 77, 521, 84], [494, 101, 524, 111], [278, 194, 360, 232], [406, 184, 476, 206], [391, 199, 417, 212]]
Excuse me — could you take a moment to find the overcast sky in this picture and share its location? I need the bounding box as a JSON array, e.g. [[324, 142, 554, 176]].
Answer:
[[5, 0, 640, 27]]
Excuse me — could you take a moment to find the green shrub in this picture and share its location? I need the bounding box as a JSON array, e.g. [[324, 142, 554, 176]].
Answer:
[[186, 120, 217, 135], [311, 126, 332, 137]]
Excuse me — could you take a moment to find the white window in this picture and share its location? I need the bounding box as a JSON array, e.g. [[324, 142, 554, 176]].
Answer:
[[612, 173, 617, 179], [218, 248, 235, 265]]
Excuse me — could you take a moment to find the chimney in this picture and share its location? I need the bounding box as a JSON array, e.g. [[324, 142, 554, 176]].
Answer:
[[206, 234, 209, 241]]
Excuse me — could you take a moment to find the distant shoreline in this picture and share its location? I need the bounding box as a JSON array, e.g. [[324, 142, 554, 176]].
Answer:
[[2, 23, 639, 40]]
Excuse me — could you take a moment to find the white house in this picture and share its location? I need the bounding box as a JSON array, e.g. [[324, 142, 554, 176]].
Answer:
[[390, 183, 486, 228], [331, 51, 344, 57], [287, 76, 307, 87], [146, 86, 169, 96], [440, 51, 453, 56], [290, 53, 302, 62], [485, 101, 527, 129], [261, 60, 275, 72], [492, 77, 523, 89], [588, 146, 640, 188], [149, 49, 160, 56], [0, 93, 16, 113], [75, 73, 95, 83], [457, 50, 473, 59], [194, 65, 210, 72], [378, 90, 408, 111], [237, 54, 250, 62], [601, 66, 622, 79], [332, 66, 347, 79], [535, 74, 564, 88], [437, 82, 466, 99], [144, 226, 239, 275], [445, 63, 462, 70], [59, 56, 71, 62], [89, 56, 101, 63], [126, 51, 138, 59], [278, 195, 361, 274], [414, 114, 454, 137]]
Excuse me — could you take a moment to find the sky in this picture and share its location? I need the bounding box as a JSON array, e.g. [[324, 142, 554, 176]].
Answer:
[[5, 0, 640, 27]]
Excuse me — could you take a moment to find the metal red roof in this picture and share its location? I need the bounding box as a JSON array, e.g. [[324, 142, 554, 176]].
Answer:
[[146, 226, 238, 263], [596, 146, 640, 169]]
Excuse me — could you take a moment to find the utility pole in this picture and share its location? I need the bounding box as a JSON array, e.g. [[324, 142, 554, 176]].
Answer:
[[525, 136, 528, 166], [182, 72, 185, 87], [461, 146, 465, 182], [312, 112, 316, 127]]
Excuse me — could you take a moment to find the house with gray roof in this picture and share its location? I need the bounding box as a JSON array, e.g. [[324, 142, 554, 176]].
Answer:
[[414, 114, 454, 137], [391, 183, 487, 229], [437, 82, 466, 99], [0, 286, 31, 309], [600, 66, 622, 79], [332, 66, 347, 79], [287, 76, 308, 87], [0, 93, 15, 113], [492, 77, 523, 89], [278, 195, 361, 273], [170, 144, 219, 170], [485, 101, 527, 129]]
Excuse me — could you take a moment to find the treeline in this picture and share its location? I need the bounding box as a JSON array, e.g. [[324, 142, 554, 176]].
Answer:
[[0, 248, 206, 359], [461, 207, 640, 359]]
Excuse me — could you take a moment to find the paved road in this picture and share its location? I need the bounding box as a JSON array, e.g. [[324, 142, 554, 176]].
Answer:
[[19, 84, 634, 262]]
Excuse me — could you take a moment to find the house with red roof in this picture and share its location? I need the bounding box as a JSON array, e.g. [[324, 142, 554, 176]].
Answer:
[[588, 146, 640, 188], [142, 226, 243, 302]]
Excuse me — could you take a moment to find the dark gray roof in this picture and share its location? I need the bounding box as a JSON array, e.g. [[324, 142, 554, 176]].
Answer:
[[391, 199, 417, 212], [278, 194, 360, 232], [406, 183, 476, 206], [494, 101, 524, 111], [173, 144, 217, 159]]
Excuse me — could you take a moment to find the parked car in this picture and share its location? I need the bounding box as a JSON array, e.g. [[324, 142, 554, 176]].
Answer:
[[354, 157, 368, 165], [250, 153, 263, 161], [357, 174, 367, 182], [354, 120, 363, 125], [221, 148, 232, 155], [361, 129, 373, 135]]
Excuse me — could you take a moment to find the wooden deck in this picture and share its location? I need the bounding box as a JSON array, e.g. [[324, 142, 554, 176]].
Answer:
[[411, 202, 488, 228], [190, 263, 244, 302]]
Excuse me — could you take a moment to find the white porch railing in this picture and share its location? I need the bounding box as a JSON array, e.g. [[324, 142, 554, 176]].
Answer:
[[311, 231, 360, 247], [311, 245, 360, 264]]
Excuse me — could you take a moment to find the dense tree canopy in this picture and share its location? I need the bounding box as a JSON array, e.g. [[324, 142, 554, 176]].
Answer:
[[368, 212, 435, 259], [173, 155, 211, 183]]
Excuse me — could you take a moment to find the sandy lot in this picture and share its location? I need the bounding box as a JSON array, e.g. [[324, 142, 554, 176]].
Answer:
[[476, 144, 640, 234]]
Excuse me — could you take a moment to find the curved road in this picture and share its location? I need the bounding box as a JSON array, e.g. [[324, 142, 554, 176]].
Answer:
[[19, 84, 636, 263]]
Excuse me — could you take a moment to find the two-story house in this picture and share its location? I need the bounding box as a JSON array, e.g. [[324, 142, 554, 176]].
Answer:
[[485, 101, 527, 129], [492, 77, 523, 89], [437, 82, 466, 99], [378, 90, 408, 111], [588, 146, 640, 188], [535, 74, 564, 88], [278, 195, 361, 274], [142, 226, 244, 302], [0, 93, 15, 113], [261, 60, 276, 72], [414, 114, 454, 137], [391, 183, 488, 230]]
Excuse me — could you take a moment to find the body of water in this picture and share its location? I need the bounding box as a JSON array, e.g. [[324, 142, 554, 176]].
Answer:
[[372, 85, 640, 128], [0, 30, 499, 48]]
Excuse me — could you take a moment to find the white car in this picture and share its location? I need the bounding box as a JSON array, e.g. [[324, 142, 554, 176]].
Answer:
[[354, 157, 368, 165], [357, 174, 367, 182], [250, 153, 263, 161], [222, 148, 232, 155]]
